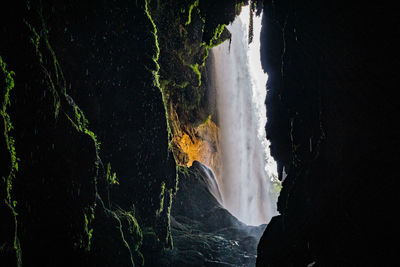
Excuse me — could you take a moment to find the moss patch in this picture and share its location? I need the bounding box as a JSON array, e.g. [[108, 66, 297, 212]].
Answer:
[[0, 56, 22, 267], [144, 0, 173, 145], [185, 0, 199, 26]]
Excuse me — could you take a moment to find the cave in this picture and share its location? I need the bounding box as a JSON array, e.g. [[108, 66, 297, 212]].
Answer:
[[0, 0, 397, 267]]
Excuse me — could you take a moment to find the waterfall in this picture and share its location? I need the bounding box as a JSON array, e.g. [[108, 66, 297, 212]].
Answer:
[[211, 6, 278, 226], [194, 161, 224, 205]]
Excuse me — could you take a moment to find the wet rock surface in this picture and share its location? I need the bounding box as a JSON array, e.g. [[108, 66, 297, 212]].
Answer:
[[149, 161, 266, 267]]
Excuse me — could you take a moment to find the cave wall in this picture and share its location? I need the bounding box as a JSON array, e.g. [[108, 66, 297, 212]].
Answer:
[[1, 1, 174, 266], [0, 1, 251, 266], [258, 0, 398, 266]]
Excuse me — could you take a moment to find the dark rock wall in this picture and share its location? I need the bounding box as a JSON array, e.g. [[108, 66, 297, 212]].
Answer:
[[0, 1, 175, 266], [0, 1, 254, 267], [258, 0, 399, 266]]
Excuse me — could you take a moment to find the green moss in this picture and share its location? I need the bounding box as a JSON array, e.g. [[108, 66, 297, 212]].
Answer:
[[0, 56, 22, 267], [174, 81, 189, 89], [144, 0, 173, 146], [165, 189, 173, 247], [155, 186, 173, 248], [200, 44, 210, 65], [74, 207, 95, 252], [200, 24, 228, 64], [154, 181, 173, 248], [25, 11, 101, 252], [160, 79, 189, 90], [71, 105, 101, 152], [202, 114, 211, 125], [27, 10, 101, 152], [210, 24, 226, 46], [177, 165, 189, 177], [235, 2, 246, 15], [27, 18, 100, 163], [98, 198, 143, 266], [185, 0, 199, 26], [84, 213, 93, 251], [111, 207, 144, 266], [253, 0, 258, 10], [157, 181, 166, 215], [189, 63, 201, 87], [144, 0, 160, 87], [25, 21, 61, 118], [116, 209, 143, 250], [178, 22, 228, 90], [177, 53, 202, 88], [159, 79, 171, 89], [106, 162, 119, 185]]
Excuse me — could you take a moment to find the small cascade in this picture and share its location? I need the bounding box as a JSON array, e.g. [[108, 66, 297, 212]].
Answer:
[[195, 161, 223, 204]]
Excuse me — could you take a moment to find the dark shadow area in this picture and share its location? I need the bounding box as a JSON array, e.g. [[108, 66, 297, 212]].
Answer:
[[258, 0, 399, 266]]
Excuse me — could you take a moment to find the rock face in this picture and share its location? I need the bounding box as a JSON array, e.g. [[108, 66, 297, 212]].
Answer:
[[0, 1, 265, 267], [257, 0, 398, 266], [1, 1, 176, 266], [163, 161, 266, 267], [172, 114, 222, 179]]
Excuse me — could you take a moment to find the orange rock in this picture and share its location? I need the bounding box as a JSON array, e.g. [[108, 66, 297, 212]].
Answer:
[[172, 117, 221, 181]]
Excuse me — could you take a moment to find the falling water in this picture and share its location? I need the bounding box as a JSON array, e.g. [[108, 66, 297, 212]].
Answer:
[[195, 161, 224, 205], [211, 6, 278, 225]]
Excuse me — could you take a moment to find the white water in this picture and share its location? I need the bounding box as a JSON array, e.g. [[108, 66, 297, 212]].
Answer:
[[211, 6, 278, 225], [196, 162, 224, 205]]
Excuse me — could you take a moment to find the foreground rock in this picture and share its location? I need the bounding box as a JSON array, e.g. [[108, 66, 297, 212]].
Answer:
[[257, 0, 398, 266], [145, 161, 266, 266]]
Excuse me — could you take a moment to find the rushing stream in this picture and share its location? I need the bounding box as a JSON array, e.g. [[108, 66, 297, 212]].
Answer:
[[211, 6, 278, 226]]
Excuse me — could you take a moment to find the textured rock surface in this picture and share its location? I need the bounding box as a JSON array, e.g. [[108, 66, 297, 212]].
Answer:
[[162, 161, 265, 267], [1, 1, 174, 266], [257, 0, 398, 266], [0, 1, 260, 266]]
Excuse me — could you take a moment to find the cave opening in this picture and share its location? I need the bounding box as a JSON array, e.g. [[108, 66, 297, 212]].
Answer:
[[167, 4, 282, 265]]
